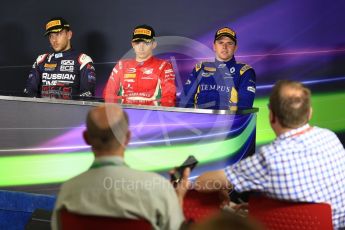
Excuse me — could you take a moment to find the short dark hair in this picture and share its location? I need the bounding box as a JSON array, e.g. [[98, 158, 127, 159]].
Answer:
[[86, 106, 129, 151], [269, 80, 311, 128]]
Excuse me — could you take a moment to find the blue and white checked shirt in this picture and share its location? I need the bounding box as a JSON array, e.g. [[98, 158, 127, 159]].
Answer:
[[225, 124, 345, 229]]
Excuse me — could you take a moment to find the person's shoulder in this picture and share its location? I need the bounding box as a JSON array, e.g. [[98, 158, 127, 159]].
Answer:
[[152, 56, 171, 67], [236, 62, 254, 75], [203, 61, 218, 72], [194, 62, 203, 72], [202, 61, 215, 66], [117, 58, 136, 67], [131, 168, 172, 183], [133, 168, 164, 178], [126, 169, 178, 202], [109, 59, 134, 72], [193, 60, 215, 72], [149, 57, 176, 73], [313, 126, 339, 139], [59, 171, 89, 192], [35, 53, 49, 64], [77, 53, 93, 65], [259, 139, 286, 158]]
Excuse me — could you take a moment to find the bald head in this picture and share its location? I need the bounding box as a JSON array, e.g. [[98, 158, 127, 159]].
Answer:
[[269, 80, 311, 128], [85, 104, 129, 155]]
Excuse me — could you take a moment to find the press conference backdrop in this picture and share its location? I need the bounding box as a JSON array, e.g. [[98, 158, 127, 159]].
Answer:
[[0, 0, 344, 146]]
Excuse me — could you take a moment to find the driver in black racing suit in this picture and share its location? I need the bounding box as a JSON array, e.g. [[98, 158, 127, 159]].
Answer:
[[24, 17, 96, 100]]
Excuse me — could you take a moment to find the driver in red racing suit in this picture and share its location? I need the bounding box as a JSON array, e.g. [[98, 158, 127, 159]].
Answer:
[[103, 24, 176, 106]]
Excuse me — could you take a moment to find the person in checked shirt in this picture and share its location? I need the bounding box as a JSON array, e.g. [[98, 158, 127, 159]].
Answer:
[[194, 80, 345, 229]]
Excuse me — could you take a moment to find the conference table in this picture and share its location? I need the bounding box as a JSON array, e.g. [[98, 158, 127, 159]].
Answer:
[[0, 96, 258, 194]]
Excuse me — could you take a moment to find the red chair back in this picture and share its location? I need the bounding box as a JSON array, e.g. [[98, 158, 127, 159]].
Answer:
[[59, 208, 152, 230], [183, 190, 221, 222], [248, 196, 333, 230]]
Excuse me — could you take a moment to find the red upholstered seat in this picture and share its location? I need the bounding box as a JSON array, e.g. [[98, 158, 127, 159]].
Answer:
[[248, 195, 333, 230], [59, 208, 152, 230], [183, 189, 222, 222]]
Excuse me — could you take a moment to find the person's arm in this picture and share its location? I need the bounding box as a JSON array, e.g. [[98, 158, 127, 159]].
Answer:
[[179, 63, 202, 108], [194, 150, 271, 210], [237, 65, 256, 108], [23, 54, 47, 97], [78, 54, 96, 97], [159, 61, 176, 107], [194, 169, 232, 192], [196, 150, 270, 196], [103, 62, 122, 103], [174, 167, 191, 207], [174, 168, 193, 230], [162, 167, 190, 230]]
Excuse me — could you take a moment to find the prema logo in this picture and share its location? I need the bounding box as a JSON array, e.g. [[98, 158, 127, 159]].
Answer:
[[143, 68, 154, 74]]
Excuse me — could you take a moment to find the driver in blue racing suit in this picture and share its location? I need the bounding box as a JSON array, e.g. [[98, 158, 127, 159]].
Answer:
[[180, 27, 256, 110], [24, 17, 96, 100]]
